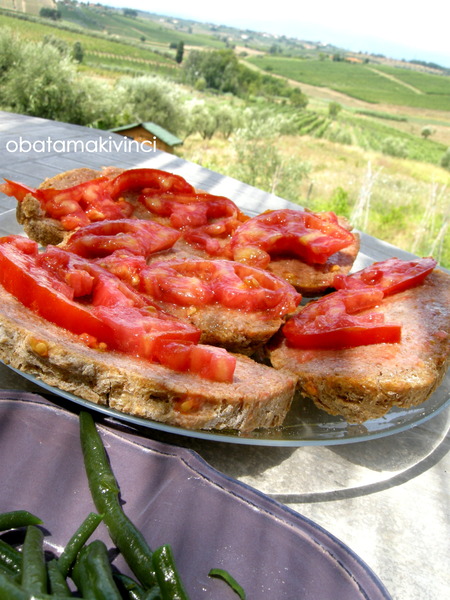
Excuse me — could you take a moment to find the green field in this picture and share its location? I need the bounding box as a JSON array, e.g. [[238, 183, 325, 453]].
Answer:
[[57, 3, 224, 48], [0, 11, 177, 75], [247, 56, 450, 111]]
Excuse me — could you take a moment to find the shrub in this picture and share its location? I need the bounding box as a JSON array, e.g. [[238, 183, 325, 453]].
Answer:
[[440, 148, 450, 170], [115, 75, 187, 134], [381, 136, 408, 158]]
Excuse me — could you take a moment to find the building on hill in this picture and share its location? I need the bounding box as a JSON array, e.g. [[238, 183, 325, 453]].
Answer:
[[110, 122, 183, 154]]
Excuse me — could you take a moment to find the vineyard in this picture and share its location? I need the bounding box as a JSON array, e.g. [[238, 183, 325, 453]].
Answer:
[[247, 56, 450, 111], [294, 110, 447, 164]]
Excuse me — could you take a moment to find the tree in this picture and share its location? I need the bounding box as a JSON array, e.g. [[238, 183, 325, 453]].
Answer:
[[123, 8, 138, 17], [116, 76, 187, 134], [421, 126, 434, 139], [72, 42, 84, 63], [39, 8, 61, 20], [175, 41, 184, 64], [440, 148, 450, 171], [328, 101, 342, 119], [0, 29, 126, 127]]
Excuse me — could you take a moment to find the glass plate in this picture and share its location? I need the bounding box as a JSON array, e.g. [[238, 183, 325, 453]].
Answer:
[[1, 209, 449, 447], [0, 392, 392, 600]]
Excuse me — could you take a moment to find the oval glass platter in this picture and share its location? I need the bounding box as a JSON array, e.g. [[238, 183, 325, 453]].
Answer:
[[1, 207, 449, 446], [0, 391, 392, 600]]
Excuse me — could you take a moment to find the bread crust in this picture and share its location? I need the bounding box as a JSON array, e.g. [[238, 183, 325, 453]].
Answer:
[[268, 269, 450, 423], [0, 284, 296, 432]]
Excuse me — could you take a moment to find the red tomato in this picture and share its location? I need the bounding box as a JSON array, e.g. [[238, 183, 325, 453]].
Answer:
[[63, 219, 181, 258], [0, 237, 110, 342], [150, 339, 236, 382], [0, 236, 235, 381], [140, 262, 214, 307], [1, 176, 133, 230], [188, 343, 236, 382], [231, 209, 356, 267], [282, 288, 401, 350], [212, 261, 301, 313], [92, 305, 200, 358], [139, 259, 301, 315], [139, 190, 247, 257], [93, 251, 147, 287], [106, 168, 195, 199], [0, 179, 37, 202], [334, 257, 437, 296]]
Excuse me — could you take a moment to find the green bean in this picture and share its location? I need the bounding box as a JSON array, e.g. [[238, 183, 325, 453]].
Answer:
[[79, 411, 157, 589], [113, 572, 151, 600], [0, 572, 28, 600], [152, 545, 190, 600], [47, 558, 71, 597], [208, 568, 246, 599], [0, 510, 42, 532], [143, 588, 162, 600], [72, 540, 122, 600], [0, 572, 74, 600], [20, 525, 47, 596], [0, 538, 22, 576], [0, 561, 19, 582], [57, 512, 103, 577]]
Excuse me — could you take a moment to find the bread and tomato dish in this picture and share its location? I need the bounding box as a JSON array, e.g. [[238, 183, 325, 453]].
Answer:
[[0, 166, 448, 432]]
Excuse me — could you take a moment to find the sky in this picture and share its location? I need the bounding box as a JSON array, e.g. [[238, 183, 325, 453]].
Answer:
[[87, 0, 450, 68]]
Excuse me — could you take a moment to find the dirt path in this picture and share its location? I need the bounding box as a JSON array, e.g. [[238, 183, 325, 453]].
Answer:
[[367, 67, 424, 94]]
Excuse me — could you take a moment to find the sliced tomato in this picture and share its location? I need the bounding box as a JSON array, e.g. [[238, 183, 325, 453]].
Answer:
[[92, 305, 200, 357], [63, 219, 181, 258], [1, 176, 133, 230], [149, 338, 236, 382], [0, 237, 110, 342], [231, 209, 356, 268], [0, 235, 237, 381], [139, 190, 246, 257], [282, 288, 401, 350], [334, 257, 437, 296], [106, 168, 195, 199], [93, 251, 147, 287], [188, 343, 236, 382], [212, 262, 301, 313], [0, 179, 37, 202], [140, 262, 214, 307], [139, 259, 301, 315]]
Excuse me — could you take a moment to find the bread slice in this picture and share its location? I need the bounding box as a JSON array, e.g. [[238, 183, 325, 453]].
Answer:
[[267, 229, 360, 297], [0, 284, 297, 432], [15, 168, 123, 246], [267, 268, 450, 423]]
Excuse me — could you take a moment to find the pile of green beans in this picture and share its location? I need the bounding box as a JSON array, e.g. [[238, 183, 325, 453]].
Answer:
[[0, 411, 246, 600]]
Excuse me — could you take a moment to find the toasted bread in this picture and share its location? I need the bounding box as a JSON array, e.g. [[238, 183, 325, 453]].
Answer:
[[0, 283, 297, 432], [267, 268, 450, 423]]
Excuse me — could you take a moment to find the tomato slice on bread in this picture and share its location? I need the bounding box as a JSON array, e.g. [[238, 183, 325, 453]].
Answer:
[[231, 209, 356, 268], [63, 219, 181, 258], [282, 288, 401, 350], [0, 236, 236, 382], [334, 257, 437, 296]]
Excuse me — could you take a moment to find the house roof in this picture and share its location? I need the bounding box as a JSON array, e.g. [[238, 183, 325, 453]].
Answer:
[[110, 122, 183, 147]]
